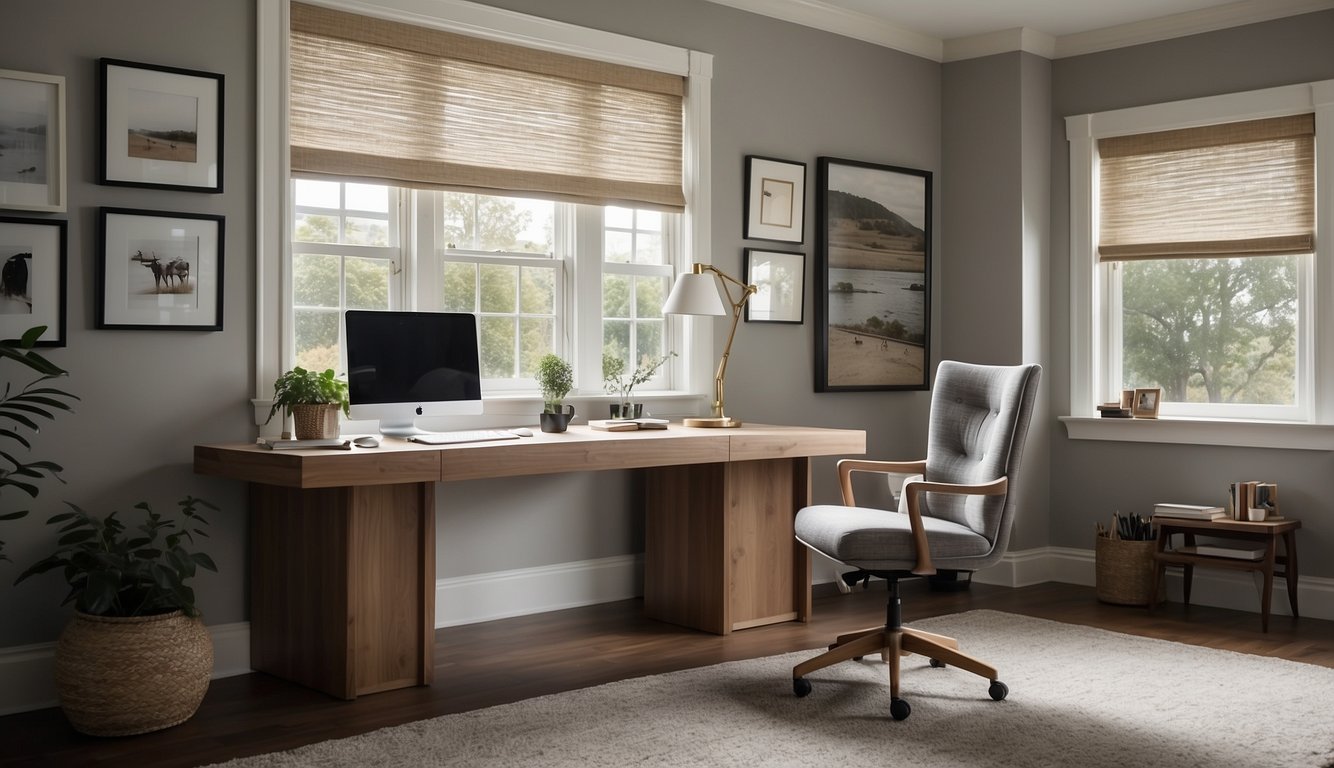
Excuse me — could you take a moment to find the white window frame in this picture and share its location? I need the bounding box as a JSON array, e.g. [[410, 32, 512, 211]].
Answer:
[[1063, 79, 1334, 449], [255, 0, 714, 428]]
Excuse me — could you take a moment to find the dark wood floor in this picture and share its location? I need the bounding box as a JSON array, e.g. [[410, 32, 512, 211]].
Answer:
[[3, 581, 1330, 767]]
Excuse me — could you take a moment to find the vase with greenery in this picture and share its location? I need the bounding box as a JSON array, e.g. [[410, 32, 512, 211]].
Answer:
[[265, 366, 350, 439], [535, 353, 575, 432], [602, 351, 675, 419], [15, 497, 220, 736], [0, 326, 78, 565]]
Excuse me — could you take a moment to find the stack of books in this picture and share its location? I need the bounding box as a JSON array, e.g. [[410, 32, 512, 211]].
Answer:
[[1151, 503, 1227, 520], [1096, 402, 1132, 418]]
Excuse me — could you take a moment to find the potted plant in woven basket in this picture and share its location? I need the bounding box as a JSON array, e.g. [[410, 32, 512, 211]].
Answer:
[[265, 366, 350, 439], [14, 497, 219, 736]]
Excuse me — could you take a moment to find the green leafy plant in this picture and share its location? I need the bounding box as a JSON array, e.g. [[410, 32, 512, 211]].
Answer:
[[536, 353, 574, 413], [602, 351, 676, 408], [265, 366, 350, 424], [0, 326, 79, 564], [15, 497, 219, 617]]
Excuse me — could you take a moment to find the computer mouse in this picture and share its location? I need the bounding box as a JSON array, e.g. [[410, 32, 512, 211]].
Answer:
[[353, 435, 380, 448], [510, 427, 534, 437]]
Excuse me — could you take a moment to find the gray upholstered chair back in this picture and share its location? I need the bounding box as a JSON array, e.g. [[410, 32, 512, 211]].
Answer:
[[920, 361, 1041, 563]]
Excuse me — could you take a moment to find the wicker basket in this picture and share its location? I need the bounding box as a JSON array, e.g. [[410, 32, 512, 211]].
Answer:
[[291, 403, 340, 439], [1094, 536, 1163, 606], [54, 611, 212, 737]]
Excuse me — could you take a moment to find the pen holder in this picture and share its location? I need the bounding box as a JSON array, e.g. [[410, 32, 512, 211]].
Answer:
[[540, 405, 575, 433]]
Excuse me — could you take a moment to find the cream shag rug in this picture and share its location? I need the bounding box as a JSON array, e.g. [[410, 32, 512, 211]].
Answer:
[[207, 610, 1334, 768]]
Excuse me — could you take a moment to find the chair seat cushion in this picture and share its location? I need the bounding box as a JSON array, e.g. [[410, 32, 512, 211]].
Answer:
[[795, 504, 993, 571]]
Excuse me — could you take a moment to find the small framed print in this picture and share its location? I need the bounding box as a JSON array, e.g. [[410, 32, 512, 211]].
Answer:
[[744, 156, 805, 243], [1131, 387, 1162, 419], [98, 207, 224, 331], [0, 69, 66, 212], [100, 58, 223, 192], [744, 248, 804, 324], [0, 216, 66, 346]]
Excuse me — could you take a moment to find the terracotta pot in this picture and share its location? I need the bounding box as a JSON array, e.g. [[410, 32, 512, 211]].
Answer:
[[54, 611, 213, 736], [291, 403, 340, 439]]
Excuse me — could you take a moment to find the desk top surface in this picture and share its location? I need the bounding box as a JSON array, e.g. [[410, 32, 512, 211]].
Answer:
[[195, 423, 867, 488]]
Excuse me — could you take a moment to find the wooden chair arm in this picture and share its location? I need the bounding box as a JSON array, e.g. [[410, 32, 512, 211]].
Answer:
[[901, 476, 1009, 576], [836, 459, 927, 506]]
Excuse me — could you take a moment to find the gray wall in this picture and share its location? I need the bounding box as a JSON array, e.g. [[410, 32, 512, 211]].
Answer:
[[1047, 10, 1334, 571], [0, 0, 256, 646]]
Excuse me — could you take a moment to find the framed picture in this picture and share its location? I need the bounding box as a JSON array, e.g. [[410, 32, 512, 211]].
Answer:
[[744, 156, 805, 243], [0, 69, 66, 212], [815, 157, 931, 392], [100, 58, 223, 192], [98, 207, 224, 331], [1132, 387, 1162, 418], [0, 216, 66, 346], [743, 248, 804, 324]]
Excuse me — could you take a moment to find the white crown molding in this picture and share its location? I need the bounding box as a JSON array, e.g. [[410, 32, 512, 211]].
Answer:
[[700, 0, 942, 61], [702, 0, 1334, 62]]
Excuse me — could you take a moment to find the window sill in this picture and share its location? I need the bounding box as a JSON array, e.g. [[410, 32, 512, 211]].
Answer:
[[1059, 416, 1334, 451]]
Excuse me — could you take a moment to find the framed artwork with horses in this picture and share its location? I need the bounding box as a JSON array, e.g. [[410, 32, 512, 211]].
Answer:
[[97, 207, 224, 331], [0, 216, 65, 345]]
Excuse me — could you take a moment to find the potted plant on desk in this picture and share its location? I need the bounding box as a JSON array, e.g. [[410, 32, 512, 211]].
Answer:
[[265, 366, 350, 439], [14, 496, 220, 736], [602, 351, 675, 418], [536, 353, 574, 433]]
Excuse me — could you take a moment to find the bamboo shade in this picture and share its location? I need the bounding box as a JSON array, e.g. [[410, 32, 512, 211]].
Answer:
[[289, 2, 685, 210], [1097, 114, 1314, 261]]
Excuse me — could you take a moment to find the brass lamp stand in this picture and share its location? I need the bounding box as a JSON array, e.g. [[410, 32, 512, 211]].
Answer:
[[662, 263, 757, 428]]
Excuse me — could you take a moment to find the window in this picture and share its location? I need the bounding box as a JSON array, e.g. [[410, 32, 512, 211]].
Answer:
[[1066, 81, 1334, 429], [257, 0, 714, 423]]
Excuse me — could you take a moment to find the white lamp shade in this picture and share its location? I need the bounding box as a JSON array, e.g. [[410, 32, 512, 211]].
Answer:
[[663, 272, 727, 316]]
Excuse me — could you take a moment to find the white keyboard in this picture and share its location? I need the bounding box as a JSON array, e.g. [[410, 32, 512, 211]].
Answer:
[[408, 429, 521, 446]]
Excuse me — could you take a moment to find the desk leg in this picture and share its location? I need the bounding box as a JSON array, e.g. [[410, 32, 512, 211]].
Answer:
[[644, 458, 806, 635], [1283, 530, 1300, 618], [248, 482, 435, 699]]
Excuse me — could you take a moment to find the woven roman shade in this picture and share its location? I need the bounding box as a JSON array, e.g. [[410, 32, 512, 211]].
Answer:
[[1097, 114, 1314, 262], [289, 2, 685, 210]]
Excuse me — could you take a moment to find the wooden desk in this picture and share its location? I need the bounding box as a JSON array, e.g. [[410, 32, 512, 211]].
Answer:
[[1149, 516, 1300, 632], [194, 424, 864, 699]]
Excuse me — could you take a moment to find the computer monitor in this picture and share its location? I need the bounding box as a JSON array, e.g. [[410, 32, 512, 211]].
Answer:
[[345, 310, 483, 437]]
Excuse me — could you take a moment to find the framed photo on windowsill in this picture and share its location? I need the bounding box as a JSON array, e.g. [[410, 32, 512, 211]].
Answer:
[[743, 248, 804, 324], [744, 156, 805, 243], [815, 157, 931, 392], [0, 69, 66, 212], [100, 58, 223, 192], [97, 207, 224, 331], [0, 216, 66, 346]]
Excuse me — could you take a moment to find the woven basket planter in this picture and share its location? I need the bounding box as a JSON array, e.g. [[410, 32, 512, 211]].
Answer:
[[54, 611, 212, 737], [291, 403, 340, 439], [1094, 536, 1164, 606]]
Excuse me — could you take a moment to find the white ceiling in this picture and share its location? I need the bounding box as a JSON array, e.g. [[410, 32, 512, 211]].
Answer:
[[701, 0, 1334, 61]]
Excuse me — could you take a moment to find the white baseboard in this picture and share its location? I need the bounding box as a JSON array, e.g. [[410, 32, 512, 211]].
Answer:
[[4, 548, 1327, 716]]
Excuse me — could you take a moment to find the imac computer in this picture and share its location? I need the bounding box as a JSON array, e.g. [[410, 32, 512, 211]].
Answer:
[[345, 310, 483, 437]]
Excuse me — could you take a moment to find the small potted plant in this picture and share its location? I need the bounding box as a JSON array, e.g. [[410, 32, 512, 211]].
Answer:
[[14, 497, 220, 736], [535, 353, 574, 433], [265, 366, 350, 439], [602, 351, 676, 419]]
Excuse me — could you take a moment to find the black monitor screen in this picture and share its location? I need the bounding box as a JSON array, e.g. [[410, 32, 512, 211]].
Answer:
[[345, 310, 482, 416]]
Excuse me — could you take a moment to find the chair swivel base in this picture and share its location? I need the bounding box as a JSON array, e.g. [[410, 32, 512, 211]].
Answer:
[[791, 624, 1008, 720]]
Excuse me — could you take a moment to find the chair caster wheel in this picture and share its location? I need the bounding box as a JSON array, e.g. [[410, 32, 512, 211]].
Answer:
[[929, 658, 946, 668], [852, 656, 864, 661], [793, 677, 812, 697], [989, 680, 1009, 701], [889, 697, 911, 721]]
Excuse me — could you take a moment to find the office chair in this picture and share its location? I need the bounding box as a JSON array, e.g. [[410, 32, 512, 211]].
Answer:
[[792, 360, 1041, 720]]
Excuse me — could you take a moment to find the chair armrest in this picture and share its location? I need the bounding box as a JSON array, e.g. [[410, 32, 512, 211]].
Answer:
[[836, 459, 927, 506], [900, 476, 1009, 576]]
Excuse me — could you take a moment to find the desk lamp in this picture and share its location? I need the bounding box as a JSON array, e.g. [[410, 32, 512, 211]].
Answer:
[[663, 263, 757, 428]]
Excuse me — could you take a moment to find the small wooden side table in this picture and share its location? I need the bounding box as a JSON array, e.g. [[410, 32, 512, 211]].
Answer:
[[1149, 517, 1300, 632]]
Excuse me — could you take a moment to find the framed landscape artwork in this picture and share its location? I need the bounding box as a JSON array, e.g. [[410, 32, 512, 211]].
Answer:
[[0, 216, 66, 346], [0, 69, 66, 212], [100, 58, 224, 192], [98, 207, 224, 331], [743, 248, 804, 324], [744, 156, 805, 243], [815, 157, 931, 392]]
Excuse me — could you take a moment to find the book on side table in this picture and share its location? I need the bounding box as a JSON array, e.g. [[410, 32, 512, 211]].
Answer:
[[1152, 503, 1227, 520], [1174, 542, 1267, 560]]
